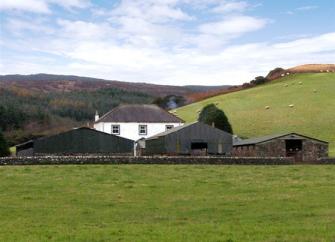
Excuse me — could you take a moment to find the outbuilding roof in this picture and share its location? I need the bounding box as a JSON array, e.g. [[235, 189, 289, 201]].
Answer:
[[146, 122, 196, 140], [96, 104, 184, 123], [233, 132, 328, 146], [146, 121, 231, 140]]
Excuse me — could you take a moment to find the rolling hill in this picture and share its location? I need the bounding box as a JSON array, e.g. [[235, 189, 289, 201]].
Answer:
[[0, 74, 229, 101], [174, 73, 335, 157]]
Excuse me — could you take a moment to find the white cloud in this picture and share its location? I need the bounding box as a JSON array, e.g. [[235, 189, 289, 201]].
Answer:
[[297, 5, 318, 11], [284, 5, 319, 15], [0, 0, 90, 13], [0, 0, 50, 13], [212, 1, 249, 13], [5, 17, 54, 35], [199, 15, 268, 36], [110, 0, 192, 23], [57, 19, 113, 40]]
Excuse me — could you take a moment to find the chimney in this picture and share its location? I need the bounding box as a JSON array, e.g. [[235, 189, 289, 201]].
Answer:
[[95, 110, 99, 122]]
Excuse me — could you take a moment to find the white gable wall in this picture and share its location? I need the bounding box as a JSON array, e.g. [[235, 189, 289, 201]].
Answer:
[[94, 122, 183, 141]]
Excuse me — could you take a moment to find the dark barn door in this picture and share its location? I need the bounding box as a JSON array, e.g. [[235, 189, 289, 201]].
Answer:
[[191, 142, 208, 156], [285, 139, 303, 162]]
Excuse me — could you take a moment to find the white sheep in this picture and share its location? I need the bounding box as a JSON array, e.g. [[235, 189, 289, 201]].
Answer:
[[298, 81, 302, 85], [265, 106, 270, 110], [289, 104, 294, 108]]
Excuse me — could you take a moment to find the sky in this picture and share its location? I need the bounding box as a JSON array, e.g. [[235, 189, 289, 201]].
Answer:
[[0, 0, 334, 86]]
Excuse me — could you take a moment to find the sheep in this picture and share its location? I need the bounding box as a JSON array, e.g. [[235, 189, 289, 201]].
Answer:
[[289, 104, 294, 108], [284, 84, 289, 87], [265, 106, 270, 110], [298, 81, 302, 85], [281, 74, 285, 77], [286, 72, 290, 75], [313, 89, 317, 93], [326, 70, 330, 73]]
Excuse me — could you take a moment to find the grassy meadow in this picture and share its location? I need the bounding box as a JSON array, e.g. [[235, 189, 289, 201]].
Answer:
[[175, 73, 335, 157], [0, 165, 335, 241]]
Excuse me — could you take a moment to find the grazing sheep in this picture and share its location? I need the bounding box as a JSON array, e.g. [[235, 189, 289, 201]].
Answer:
[[289, 104, 294, 108], [265, 106, 270, 110], [284, 84, 289, 87], [299, 81, 302, 85], [286, 72, 290, 75], [281, 74, 285, 77], [326, 70, 330, 72], [313, 89, 317, 93]]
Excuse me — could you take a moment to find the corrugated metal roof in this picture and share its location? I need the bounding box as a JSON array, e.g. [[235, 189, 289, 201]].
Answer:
[[96, 104, 184, 123], [146, 122, 196, 140], [233, 132, 328, 146]]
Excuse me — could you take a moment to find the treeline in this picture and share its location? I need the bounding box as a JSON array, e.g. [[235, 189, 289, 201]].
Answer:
[[0, 87, 154, 145]]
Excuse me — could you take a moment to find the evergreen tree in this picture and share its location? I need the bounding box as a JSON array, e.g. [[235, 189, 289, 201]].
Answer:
[[0, 131, 10, 157], [198, 104, 233, 134]]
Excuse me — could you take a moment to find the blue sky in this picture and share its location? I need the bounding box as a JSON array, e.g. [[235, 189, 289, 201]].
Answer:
[[0, 0, 334, 85]]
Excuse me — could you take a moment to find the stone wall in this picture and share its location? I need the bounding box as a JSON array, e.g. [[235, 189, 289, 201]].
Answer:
[[233, 139, 328, 162], [302, 140, 328, 162], [316, 158, 335, 164], [0, 156, 294, 165]]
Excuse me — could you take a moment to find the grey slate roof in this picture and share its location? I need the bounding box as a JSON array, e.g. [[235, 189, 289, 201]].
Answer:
[[96, 104, 184, 123], [233, 132, 328, 146]]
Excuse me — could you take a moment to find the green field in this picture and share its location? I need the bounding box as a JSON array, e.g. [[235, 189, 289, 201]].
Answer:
[[175, 73, 335, 157], [1, 165, 335, 241]]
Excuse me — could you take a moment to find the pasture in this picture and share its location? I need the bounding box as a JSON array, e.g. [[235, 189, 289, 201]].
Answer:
[[175, 73, 335, 157], [0, 165, 335, 241]]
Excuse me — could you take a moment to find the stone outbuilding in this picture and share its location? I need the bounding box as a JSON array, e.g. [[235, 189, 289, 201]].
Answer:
[[233, 132, 328, 162], [16, 127, 134, 156], [145, 122, 232, 156]]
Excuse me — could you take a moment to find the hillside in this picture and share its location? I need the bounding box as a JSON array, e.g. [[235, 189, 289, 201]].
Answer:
[[0, 74, 229, 101], [266, 64, 335, 80], [175, 73, 335, 156]]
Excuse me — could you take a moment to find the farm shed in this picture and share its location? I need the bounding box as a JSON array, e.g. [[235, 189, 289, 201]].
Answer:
[[145, 122, 232, 156], [233, 132, 328, 162], [16, 127, 134, 156]]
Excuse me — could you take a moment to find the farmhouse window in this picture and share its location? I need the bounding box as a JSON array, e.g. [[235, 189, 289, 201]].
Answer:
[[112, 125, 120, 135], [139, 125, 147, 135], [165, 125, 174, 131]]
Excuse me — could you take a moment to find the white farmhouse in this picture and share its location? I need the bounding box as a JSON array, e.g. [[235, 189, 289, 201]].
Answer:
[[94, 104, 184, 141]]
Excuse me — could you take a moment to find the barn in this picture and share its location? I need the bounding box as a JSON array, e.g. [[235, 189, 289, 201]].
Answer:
[[145, 122, 232, 156], [232, 132, 328, 162], [16, 127, 134, 156]]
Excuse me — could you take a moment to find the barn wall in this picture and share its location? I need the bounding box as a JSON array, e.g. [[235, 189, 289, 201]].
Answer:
[[145, 137, 166, 155], [34, 129, 134, 155], [146, 122, 232, 155], [302, 140, 328, 162], [233, 136, 328, 162]]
